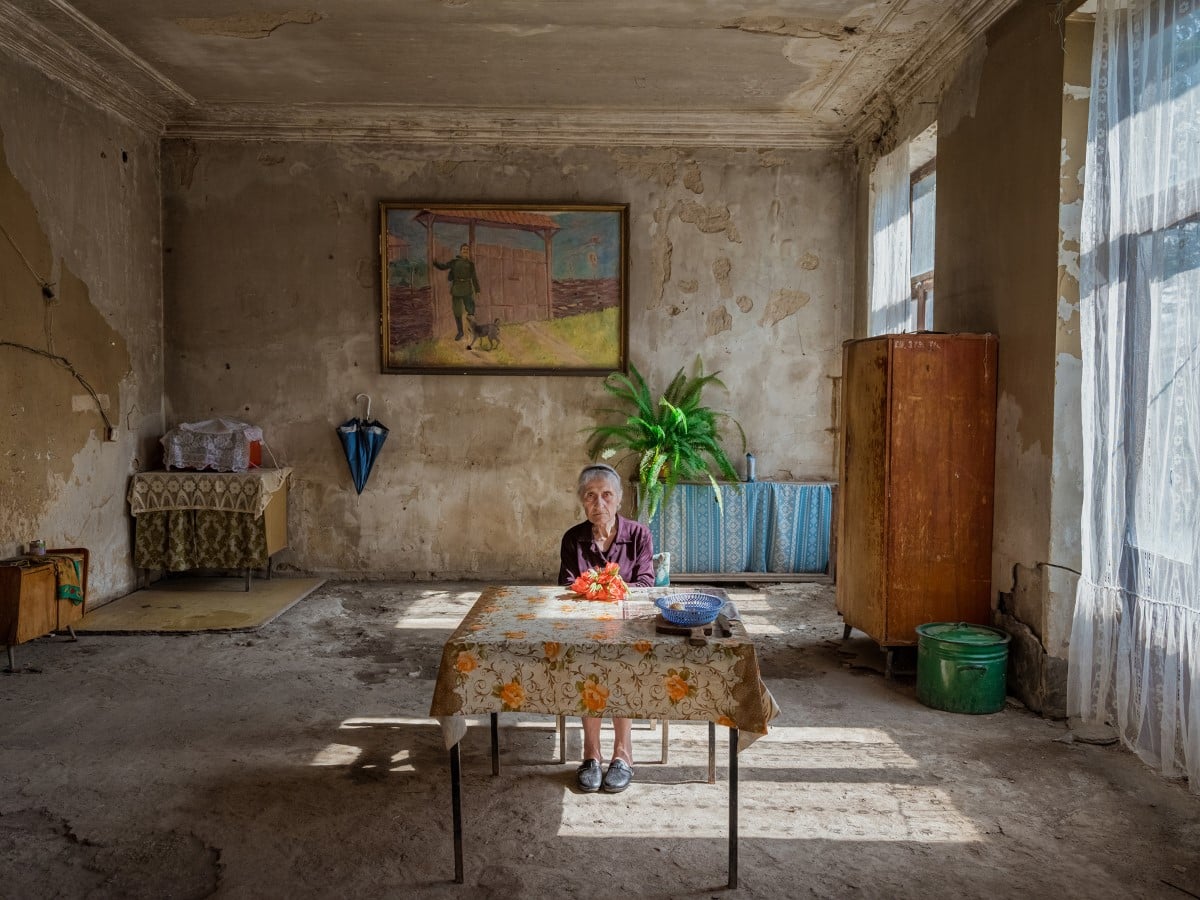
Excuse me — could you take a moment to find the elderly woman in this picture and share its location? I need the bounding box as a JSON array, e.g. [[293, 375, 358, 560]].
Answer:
[[558, 463, 654, 793]]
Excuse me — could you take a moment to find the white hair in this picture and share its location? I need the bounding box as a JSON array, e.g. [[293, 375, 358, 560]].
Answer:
[[576, 463, 623, 499]]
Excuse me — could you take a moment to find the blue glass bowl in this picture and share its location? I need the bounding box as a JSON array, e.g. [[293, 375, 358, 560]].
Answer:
[[655, 592, 724, 627]]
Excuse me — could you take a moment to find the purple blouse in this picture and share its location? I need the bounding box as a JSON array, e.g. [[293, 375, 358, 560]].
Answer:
[[558, 514, 655, 587]]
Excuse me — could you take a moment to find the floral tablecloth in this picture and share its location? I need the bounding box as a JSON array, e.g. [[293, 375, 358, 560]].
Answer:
[[430, 585, 779, 752]]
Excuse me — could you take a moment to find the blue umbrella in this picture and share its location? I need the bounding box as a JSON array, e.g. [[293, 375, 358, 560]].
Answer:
[[337, 393, 389, 494]]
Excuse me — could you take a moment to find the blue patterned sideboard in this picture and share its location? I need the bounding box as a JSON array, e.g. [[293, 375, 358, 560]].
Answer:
[[646, 482, 833, 575]]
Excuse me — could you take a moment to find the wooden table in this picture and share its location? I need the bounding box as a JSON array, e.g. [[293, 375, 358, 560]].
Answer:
[[429, 584, 778, 889]]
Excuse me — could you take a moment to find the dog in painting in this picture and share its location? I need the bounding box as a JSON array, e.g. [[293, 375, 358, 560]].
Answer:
[[466, 315, 501, 351]]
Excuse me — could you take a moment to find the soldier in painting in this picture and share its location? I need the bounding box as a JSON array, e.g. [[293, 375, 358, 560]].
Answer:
[[433, 243, 481, 340]]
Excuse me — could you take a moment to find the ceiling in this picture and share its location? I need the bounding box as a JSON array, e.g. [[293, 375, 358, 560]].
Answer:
[[1, 0, 1018, 147]]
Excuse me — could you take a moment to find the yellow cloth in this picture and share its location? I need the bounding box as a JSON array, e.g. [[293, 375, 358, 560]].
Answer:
[[46, 555, 83, 604]]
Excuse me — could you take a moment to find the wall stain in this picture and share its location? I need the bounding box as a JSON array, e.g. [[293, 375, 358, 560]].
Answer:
[[175, 11, 323, 39], [760, 289, 811, 326], [712, 256, 733, 298], [164, 141, 199, 190], [683, 160, 704, 194], [677, 279, 699, 293], [736, 295, 754, 313], [800, 252, 820, 270], [707, 305, 733, 336], [649, 204, 674, 311]]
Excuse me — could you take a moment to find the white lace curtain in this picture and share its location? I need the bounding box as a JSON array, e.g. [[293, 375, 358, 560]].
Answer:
[[1068, 0, 1200, 791], [868, 141, 915, 335]]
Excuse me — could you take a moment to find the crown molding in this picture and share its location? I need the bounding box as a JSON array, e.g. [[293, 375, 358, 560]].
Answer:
[[162, 104, 851, 150], [3, 0, 1021, 152], [847, 0, 1022, 149], [0, 0, 191, 133]]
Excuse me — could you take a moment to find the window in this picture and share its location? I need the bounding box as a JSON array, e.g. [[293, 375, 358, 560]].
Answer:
[[910, 159, 936, 330], [909, 124, 937, 331], [867, 123, 936, 335]]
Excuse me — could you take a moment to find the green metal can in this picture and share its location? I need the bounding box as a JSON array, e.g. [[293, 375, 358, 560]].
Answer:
[[916, 622, 1011, 714]]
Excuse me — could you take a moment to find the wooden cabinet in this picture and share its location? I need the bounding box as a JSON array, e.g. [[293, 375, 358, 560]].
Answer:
[[0, 548, 88, 669], [836, 334, 998, 652]]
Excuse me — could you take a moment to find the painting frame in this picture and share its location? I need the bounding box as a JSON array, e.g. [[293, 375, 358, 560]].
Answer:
[[379, 201, 629, 375]]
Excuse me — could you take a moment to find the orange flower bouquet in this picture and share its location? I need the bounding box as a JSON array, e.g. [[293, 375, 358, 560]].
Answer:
[[569, 561, 629, 602]]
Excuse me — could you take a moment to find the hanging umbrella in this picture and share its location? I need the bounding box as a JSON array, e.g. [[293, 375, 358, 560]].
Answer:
[[337, 393, 389, 494]]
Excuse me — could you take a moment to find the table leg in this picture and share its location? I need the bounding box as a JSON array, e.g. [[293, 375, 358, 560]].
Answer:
[[557, 714, 566, 764], [728, 727, 739, 890], [707, 720, 716, 784], [5, 644, 14, 672], [661, 719, 669, 764], [490, 712, 500, 776], [243, 567, 251, 592], [450, 742, 464, 884]]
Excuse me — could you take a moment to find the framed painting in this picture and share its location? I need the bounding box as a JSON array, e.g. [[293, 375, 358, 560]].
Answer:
[[379, 202, 629, 375]]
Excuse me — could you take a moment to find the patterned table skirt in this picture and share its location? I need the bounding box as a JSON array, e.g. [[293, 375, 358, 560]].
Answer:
[[133, 510, 269, 571], [648, 481, 833, 575]]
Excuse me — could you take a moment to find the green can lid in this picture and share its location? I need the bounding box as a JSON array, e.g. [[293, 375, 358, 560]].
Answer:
[[916, 622, 1011, 645]]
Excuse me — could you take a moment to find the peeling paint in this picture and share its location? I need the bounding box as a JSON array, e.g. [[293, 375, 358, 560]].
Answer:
[[800, 252, 820, 270], [175, 11, 323, 40], [1058, 197, 1082, 282], [683, 160, 704, 194], [677, 279, 698, 293], [1063, 83, 1090, 101], [736, 295, 754, 313], [678, 201, 741, 242], [760, 289, 811, 326], [707, 305, 733, 336], [0, 128, 135, 576], [712, 256, 732, 299], [613, 148, 679, 187]]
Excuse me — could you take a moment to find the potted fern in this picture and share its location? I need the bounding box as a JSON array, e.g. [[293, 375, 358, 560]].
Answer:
[[585, 360, 746, 521]]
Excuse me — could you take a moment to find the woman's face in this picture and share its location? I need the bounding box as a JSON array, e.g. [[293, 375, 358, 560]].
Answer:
[[580, 477, 621, 529]]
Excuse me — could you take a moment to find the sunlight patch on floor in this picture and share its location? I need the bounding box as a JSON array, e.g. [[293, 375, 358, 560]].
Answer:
[[557, 781, 981, 842]]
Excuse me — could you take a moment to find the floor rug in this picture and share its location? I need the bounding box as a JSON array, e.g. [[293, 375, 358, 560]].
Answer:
[[75, 576, 326, 634]]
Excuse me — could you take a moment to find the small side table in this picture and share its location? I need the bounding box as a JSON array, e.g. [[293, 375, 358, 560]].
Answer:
[[0, 548, 88, 671]]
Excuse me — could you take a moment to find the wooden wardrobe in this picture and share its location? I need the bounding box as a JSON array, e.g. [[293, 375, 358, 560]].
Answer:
[[836, 333, 998, 665]]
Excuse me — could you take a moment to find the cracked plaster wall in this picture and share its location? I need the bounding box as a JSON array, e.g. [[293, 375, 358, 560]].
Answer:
[[161, 141, 854, 578], [0, 53, 164, 603]]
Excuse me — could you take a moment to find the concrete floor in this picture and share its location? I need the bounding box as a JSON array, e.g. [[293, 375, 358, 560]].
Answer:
[[2, 580, 1197, 899]]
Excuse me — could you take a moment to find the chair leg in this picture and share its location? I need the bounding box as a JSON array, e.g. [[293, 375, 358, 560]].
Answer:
[[661, 719, 669, 764], [557, 714, 567, 764]]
